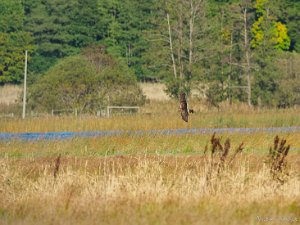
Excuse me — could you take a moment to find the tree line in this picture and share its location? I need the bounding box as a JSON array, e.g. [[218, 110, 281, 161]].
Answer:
[[0, 0, 299, 107]]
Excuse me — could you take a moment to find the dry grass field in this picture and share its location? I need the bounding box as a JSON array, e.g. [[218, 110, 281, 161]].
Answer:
[[1, 101, 300, 225], [1, 141, 299, 225], [0, 85, 21, 105], [139, 83, 170, 101], [1, 153, 299, 225], [1, 100, 300, 133], [0, 83, 169, 104]]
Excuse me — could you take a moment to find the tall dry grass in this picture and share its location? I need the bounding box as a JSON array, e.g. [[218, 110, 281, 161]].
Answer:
[[1, 96, 300, 224], [0, 153, 299, 225], [1, 101, 300, 133]]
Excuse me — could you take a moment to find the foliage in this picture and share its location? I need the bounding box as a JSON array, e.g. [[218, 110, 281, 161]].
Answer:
[[251, 0, 290, 50], [29, 47, 145, 112], [248, 0, 290, 106], [0, 0, 33, 84], [272, 22, 290, 50], [23, 0, 106, 74], [145, 0, 208, 98], [22, 0, 155, 79], [0, 0, 299, 107], [276, 0, 300, 52], [276, 52, 300, 107]]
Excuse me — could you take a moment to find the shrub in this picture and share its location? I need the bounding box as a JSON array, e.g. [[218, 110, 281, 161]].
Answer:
[[29, 46, 145, 112]]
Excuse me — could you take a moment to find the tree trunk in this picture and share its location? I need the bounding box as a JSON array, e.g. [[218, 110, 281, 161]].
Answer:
[[189, 0, 194, 71], [167, 13, 177, 79], [178, 4, 184, 80], [228, 32, 233, 105], [243, 8, 252, 107]]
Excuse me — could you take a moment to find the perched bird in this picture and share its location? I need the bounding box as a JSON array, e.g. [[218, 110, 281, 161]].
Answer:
[[179, 92, 194, 122]]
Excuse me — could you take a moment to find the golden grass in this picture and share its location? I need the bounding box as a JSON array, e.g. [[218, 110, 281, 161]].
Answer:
[[1, 104, 300, 224], [139, 82, 170, 101], [0, 154, 299, 225], [0, 85, 22, 105]]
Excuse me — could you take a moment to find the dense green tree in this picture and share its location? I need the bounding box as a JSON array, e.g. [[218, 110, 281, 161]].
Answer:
[[98, 0, 156, 80], [203, 1, 245, 106], [23, 0, 156, 77], [276, 52, 300, 107], [250, 0, 291, 106], [24, 0, 107, 74], [251, 0, 290, 50], [0, 0, 33, 84], [273, 0, 300, 52], [0, 0, 23, 32], [1, 0, 299, 108]]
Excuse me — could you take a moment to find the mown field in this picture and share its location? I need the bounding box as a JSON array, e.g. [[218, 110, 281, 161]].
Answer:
[[0, 102, 300, 225]]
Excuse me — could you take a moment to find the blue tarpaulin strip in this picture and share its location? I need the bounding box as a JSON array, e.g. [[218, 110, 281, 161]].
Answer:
[[1, 126, 300, 141]]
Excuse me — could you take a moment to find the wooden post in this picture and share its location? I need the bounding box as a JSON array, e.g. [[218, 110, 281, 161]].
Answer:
[[107, 106, 110, 118]]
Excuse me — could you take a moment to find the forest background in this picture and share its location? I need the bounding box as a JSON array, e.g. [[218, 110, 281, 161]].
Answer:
[[0, 0, 299, 110]]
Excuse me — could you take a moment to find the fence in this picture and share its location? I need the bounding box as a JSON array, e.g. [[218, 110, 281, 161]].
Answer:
[[0, 106, 140, 119], [0, 113, 14, 118], [105, 106, 140, 118], [51, 109, 77, 116]]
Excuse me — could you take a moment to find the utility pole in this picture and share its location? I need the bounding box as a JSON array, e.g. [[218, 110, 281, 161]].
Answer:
[[22, 50, 28, 119]]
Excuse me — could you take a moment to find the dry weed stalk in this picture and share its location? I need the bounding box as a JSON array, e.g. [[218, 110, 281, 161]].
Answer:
[[228, 142, 244, 165], [268, 135, 290, 184], [205, 133, 244, 180], [53, 154, 61, 179]]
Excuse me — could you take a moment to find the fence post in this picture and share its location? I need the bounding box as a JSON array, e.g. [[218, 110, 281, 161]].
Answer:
[[51, 109, 54, 116], [107, 106, 110, 118], [74, 108, 78, 117]]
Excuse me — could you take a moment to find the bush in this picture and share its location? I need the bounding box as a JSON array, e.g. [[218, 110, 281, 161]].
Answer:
[[29, 46, 145, 112]]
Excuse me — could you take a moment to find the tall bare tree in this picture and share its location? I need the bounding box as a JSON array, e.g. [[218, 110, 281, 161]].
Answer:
[[164, 0, 205, 96], [243, 7, 252, 107]]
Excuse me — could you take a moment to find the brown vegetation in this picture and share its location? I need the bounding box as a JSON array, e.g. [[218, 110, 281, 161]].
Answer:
[[0, 154, 299, 225], [267, 136, 291, 184], [0, 135, 299, 225]]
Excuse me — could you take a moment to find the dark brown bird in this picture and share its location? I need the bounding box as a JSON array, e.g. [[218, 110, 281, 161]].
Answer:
[[179, 92, 194, 122]]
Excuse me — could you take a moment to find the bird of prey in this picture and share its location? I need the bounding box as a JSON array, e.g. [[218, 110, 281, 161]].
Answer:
[[179, 92, 194, 122]]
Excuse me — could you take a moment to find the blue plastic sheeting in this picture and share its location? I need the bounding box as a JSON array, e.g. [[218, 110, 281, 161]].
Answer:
[[1, 126, 300, 141]]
